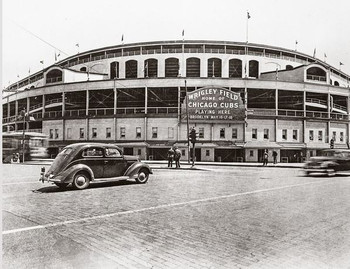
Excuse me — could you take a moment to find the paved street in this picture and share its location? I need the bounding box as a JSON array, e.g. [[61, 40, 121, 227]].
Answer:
[[2, 164, 350, 268]]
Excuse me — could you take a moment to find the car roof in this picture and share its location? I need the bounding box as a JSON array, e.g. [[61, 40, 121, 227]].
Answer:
[[64, 143, 122, 150]]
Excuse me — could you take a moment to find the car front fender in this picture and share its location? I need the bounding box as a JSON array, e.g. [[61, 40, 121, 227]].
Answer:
[[57, 164, 95, 183], [123, 162, 152, 177]]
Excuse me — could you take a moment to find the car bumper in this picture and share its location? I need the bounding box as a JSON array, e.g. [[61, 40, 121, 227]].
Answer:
[[39, 174, 64, 183], [304, 167, 334, 174]]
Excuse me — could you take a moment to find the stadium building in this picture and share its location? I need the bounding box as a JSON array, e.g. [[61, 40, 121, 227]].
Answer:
[[2, 40, 350, 162]]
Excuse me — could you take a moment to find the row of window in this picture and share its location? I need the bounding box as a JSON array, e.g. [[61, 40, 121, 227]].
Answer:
[[110, 58, 260, 79], [49, 127, 345, 142], [309, 130, 344, 142]]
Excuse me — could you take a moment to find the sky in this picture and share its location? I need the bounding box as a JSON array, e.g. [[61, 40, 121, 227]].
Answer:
[[2, 0, 350, 89]]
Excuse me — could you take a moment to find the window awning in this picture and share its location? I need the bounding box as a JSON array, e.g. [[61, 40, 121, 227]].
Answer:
[[279, 142, 306, 149], [244, 141, 282, 148]]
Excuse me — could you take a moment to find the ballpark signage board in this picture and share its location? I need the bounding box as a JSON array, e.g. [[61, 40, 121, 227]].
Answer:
[[182, 87, 245, 122]]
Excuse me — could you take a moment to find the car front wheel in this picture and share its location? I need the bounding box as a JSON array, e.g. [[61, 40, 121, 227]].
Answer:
[[72, 172, 90, 190], [135, 168, 149, 184]]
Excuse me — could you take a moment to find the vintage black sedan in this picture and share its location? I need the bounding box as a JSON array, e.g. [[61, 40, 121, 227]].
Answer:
[[40, 143, 152, 189], [304, 149, 350, 176]]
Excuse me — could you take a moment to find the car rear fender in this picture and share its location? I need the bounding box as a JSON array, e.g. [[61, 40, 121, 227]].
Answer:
[[123, 162, 152, 177], [59, 164, 94, 183]]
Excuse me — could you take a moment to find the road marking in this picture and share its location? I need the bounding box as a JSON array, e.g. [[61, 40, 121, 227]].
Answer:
[[2, 179, 340, 235]]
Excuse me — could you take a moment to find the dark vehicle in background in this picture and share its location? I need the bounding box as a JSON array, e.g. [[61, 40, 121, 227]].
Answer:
[[3, 132, 49, 163], [40, 143, 152, 189], [304, 149, 350, 176]]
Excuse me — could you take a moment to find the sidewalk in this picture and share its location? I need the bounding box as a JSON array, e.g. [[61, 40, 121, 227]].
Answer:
[[22, 159, 304, 169]]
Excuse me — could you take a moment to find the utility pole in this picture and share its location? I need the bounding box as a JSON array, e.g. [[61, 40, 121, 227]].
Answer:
[[185, 80, 190, 163]]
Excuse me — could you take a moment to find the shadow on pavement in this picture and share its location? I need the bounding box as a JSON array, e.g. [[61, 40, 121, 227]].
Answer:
[[32, 180, 139, 193]]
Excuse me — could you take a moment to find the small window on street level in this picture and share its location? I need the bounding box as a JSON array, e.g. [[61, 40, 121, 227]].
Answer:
[[182, 150, 185, 156], [264, 129, 269, 140], [250, 150, 254, 157], [106, 127, 111, 138], [252, 128, 257, 139], [220, 128, 225, 138], [55, 129, 59, 139], [80, 128, 84, 139], [293, 130, 298, 141], [318, 131, 323, 141], [136, 127, 142, 138], [282, 129, 287, 140], [199, 127, 204, 139], [120, 127, 126, 138], [232, 128, 237, 139], [340, 132, 344, 142], [309, 130, 314, 141], [206, 150, 210, 156], [137, 149, 142, 155], [168, 127, 174, 139], [49, 129, 53, 139], [152, 127, 158, 138], [92, 128, 97, 138], [332, 131, 336, 142], [67, 128, 72, 139]]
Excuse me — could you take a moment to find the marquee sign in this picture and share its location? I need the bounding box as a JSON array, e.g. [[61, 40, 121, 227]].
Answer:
[[182, 87, 245, 122]]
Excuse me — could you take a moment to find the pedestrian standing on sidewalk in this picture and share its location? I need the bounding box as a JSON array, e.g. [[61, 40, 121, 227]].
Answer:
[[272, 150, 278, 164], [263, 149, 269, 166], [174, 147, 182, 168], [167, 147, 175, 168]]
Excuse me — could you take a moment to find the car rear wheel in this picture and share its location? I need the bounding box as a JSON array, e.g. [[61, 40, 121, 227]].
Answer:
[[72, 172, 90, 190], [55, 183, 69, 189], [135, 168, 149, 184]]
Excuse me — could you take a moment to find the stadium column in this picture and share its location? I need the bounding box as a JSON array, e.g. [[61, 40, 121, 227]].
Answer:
[[275, 88, 278, 144], [86, 89, 89, 141], [15, 98, 18, 131], [177, 86, 180, 141], [26, 97, 30, 131], [62, 92, 65, 141], [145, 87, 148, 141], [114, 79, 117, 141], [327, 92, 331, 143], [42, 94, 45, 119], [347, 95, 350, 146]]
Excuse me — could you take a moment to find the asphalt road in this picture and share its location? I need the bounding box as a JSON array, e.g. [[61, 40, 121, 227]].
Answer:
[[2, 164, 350, 268]]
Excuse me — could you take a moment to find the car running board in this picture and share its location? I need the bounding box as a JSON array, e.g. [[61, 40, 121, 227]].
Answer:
[[93, 176, 133, 182]]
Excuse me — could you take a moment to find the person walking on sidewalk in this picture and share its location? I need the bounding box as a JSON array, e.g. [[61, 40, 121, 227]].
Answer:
[[272, 150, 278, 164], [174, 147, 182, 168], [167, 147, 175, 167], [263, 149, 269, 166]]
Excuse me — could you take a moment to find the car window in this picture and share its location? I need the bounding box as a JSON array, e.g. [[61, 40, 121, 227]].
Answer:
[[82, 147, 103, 157], [105, 148, 122, 157]]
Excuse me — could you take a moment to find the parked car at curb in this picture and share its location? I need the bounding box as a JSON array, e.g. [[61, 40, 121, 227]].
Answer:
[[303, 149, 350, 176], [40, 143, 152, 189]]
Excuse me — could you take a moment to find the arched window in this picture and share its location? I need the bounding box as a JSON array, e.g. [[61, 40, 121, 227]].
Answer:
[[186, 57, 200, 77], [306, 66, 326, 82], [165, 58, 179, 77], [229, 59, 242, 78], [46, 69, 63, 84], [208, 58, 222, 77], [249, 60, 259, 78], [144, 59, 158, 78], [334, 81, 339, 86], [286, 65, 293, 70], [110, 61, 119, 79], [125, 60, 138, 78]]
